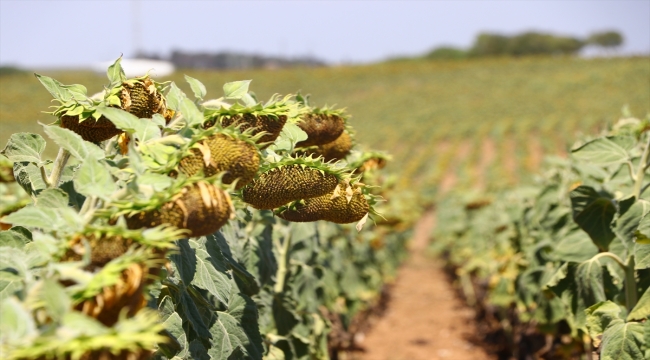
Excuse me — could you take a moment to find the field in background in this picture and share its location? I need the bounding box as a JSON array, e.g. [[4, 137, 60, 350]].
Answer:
[[1, 56, 648, 201]]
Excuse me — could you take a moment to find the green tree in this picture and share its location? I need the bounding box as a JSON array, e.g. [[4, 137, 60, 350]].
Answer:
[[424, 46, 467, 60], [588, 30, 624, 49]]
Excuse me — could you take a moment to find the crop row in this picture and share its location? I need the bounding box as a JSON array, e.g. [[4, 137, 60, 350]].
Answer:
[[0, 58, 410, 360], [433, 113, 650, 359]]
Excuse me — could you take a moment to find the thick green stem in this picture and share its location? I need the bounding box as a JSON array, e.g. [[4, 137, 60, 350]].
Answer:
[[625, 255, 637, 312], [47, 148, 71, 188], [273, 230, 292, 294], [633, 136, 650, 199]]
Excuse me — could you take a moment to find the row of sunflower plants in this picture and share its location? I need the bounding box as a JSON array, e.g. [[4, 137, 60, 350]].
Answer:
[[432, 114, 650, 359], [0, 57, 410, 359]]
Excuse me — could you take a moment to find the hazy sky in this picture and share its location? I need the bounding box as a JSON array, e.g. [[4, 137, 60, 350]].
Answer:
[[1, 0, 648, 68]]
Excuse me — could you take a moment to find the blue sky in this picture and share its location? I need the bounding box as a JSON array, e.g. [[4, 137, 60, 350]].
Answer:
[[1, 0, 648, 68]]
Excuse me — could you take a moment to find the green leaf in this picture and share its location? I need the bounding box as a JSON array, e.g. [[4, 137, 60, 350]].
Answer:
[[546, 258, 621, 332], [170, 240, 196, 286], [615, 200, 650, 249], [162, 313, 188, 358], [34, 73, 74, 102], [188, 340, 209, 360], [42, 125, 104, 161], [73, 159, 116, 201], [35, 188, 69, 209], [586, 301, 624, 348], [96, 107, 139, 132], [628, 286, 650, 321], [0, 297, 37, 343], [570, 186, 616, 251], [571, 136, 630, 166], [107, 56, 126, 84], [137, 173, 172, 192], [1, 133, 46, 165], [208, 291, 264, 359], [208, 232, 261, 296], [269, 123, 308, 153], [223, 80, 252, 100], [634, 242, 650, 269], [166, 83, 184, 112], [13, 162, 46, 196], [178, 288, 211, 339], [0, 272, 23, 302], [0, 228, 31, 249], [600, 320, 645, 360], [185, 75, 207, 100], [42, 279, 71, 322], [552, 230, 599, 263], [151, 113, 166, 127], [636, 211, 650, 243], [180, 98, 203, 127], [135, 120, 161, 143], [2, 206, 60, 231], [190, 246, 232, 305]]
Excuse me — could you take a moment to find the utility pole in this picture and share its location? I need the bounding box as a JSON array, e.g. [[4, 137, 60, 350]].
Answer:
[[132, 0, 142, 57]]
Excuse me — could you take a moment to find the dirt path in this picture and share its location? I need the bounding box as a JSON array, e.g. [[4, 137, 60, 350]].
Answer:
[[350, 211, 493, 360]]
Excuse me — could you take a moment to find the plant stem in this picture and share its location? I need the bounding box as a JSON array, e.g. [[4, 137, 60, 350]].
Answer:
[[591, 252, 626, 270], [47, 148, 71, 188], [633, 135, 650, 199], [39, 165, 51, 187], [273, 229, 292, 294], [625, 255, 637, 312]]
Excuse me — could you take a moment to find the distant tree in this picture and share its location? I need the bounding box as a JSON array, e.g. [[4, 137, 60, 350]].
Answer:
[[469, 31, 585, 57], [424, 46, 467, 60], [588, 31, 624, 49], [469, 33, 510, 56], [507, 32, 584, 56]]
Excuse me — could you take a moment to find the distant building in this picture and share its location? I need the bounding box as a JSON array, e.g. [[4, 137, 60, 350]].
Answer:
[[91, 59, 175, 78], [167, 50, 326, 70]]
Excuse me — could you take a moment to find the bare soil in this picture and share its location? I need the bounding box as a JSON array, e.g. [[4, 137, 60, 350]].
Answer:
[[347, 211, 494, 360]]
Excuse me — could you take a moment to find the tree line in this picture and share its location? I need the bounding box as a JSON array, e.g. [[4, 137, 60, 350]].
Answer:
[[424, 30, 624, 60]]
